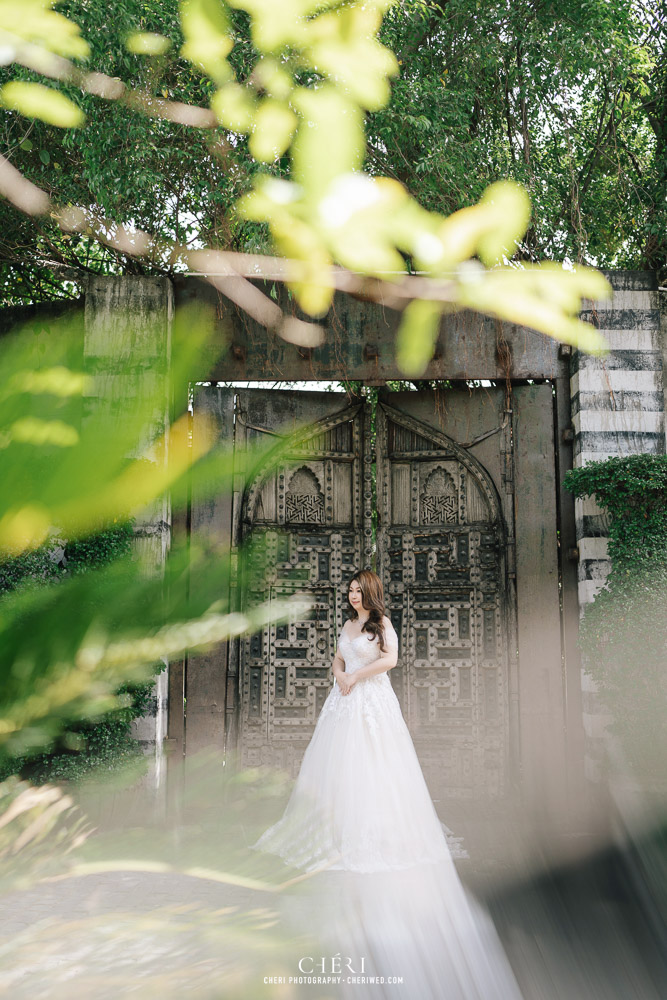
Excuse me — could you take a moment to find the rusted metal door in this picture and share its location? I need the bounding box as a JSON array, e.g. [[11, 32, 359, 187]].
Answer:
[[375, 386, 566, 813], [375, 388, 515, 800]]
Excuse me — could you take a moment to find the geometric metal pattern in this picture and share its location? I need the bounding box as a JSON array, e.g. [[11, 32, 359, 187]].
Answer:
[[285, 467, 325, 523], [420, 466, 458, 523]]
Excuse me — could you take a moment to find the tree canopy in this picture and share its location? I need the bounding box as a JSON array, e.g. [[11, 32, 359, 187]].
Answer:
[[374, 0, 665, 271], [1, 0, 663, 308]]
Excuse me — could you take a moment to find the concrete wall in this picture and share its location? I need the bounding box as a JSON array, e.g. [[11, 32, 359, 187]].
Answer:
[[83, 275, 173, 776], [570, 271, 665, 781], [74, 270, 666, 796]]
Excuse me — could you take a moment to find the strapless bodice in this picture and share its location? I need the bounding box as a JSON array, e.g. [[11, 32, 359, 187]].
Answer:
[[339, 630, 390, 682]]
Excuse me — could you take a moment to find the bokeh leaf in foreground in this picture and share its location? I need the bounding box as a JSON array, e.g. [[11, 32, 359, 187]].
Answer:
[[0, 304, 315, 763], [0, 82, 84, 128]]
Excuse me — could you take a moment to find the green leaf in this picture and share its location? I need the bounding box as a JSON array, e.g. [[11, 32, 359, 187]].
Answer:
[[0, 1, 90, 60], [476, 181, 532, 266], [227, 0, 324, 52], [126, 32, 172, 56], [0, 83, 84, 128], [253, 58, 293, 100], [239, 177, 334, 315], [304, 3, 398, 111], [435, 180, 531, 269], [395, 299, 443, 377], [4, 417, 79, 448], [38, 149, 50, 165], [456, 263, 612, 354], [291, 86, 364, 195], [249, 99, 297, 162], [317, 174, 411, 273], [180, 0, 233, 83], [210, 83, 256, 132]]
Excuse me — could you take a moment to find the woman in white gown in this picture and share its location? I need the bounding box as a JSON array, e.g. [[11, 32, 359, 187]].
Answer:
[[250, 570, 524, 999], [250, 570, 454, 872]]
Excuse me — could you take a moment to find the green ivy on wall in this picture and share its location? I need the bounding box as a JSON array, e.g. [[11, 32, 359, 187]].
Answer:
[[564, 455, 667, 781], [0, 521, 163, 784], [0, 522, 137, 593]]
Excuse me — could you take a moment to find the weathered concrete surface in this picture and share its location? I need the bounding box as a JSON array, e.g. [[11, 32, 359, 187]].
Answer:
[[184, 386, 236, 756], [174, 274, 564, 382], [512, 384, 569, 835], [83, 275, 174, 764]]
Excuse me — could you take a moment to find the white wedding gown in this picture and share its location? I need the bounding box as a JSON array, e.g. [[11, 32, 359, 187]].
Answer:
[[250, 618, 454, 872], [250, 619, 524, 999]]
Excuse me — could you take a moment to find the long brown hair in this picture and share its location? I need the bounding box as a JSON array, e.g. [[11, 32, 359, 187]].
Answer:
[[345, 569, 389, 653]]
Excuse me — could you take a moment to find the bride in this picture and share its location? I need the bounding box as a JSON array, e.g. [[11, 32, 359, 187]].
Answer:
[[250, 568, 455, 872], [250, 569, 523, 998]]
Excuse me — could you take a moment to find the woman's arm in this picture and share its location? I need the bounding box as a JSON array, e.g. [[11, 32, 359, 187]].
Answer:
[[332, 647, 346, 681], [332, 625, 347, 682]]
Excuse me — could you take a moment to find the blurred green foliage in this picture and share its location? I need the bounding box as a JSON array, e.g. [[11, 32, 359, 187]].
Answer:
[[0, 294, 316, 987], [0, 520, 134, 594], [0, 303, 310, 767], [0, 0, 615, 377], [0, 520, 163, 785], [2, 0, 664, 309]]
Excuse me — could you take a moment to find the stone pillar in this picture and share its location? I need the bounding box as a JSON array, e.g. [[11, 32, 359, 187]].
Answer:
[[83, 275, 174, 785], [570, 270, 664, 783]]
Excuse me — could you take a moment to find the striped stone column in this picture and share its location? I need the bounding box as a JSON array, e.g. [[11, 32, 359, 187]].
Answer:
[[570, 270, 664, 781]]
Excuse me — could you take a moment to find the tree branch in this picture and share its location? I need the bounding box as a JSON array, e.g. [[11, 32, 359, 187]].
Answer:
[[0, 147, 477, 349], [3, 32, 218, 130]]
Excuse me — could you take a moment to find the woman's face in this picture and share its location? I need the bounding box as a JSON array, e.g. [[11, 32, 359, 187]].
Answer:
[[348, 580, 365, 611]]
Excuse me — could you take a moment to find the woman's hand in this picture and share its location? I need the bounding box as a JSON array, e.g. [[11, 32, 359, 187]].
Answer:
[[337, 671, 358, 696], [333, 667, 348, 694]]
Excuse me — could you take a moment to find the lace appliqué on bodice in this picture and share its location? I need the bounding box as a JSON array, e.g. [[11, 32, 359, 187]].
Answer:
[[341, 631, 392, 676], [317, 625, 402, 743]]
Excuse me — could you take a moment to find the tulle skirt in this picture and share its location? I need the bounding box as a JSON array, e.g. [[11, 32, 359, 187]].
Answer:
[[249, 673, 453, 873], [250, 674, 524, 998]]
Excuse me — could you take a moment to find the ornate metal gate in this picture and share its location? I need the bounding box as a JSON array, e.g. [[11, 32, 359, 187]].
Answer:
[[188, 383, 565, 807]]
